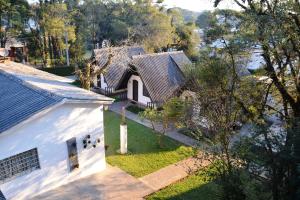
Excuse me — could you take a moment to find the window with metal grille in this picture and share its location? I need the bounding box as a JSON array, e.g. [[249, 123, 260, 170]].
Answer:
[[0, 190, 6, 200], [0, 148, 40, 183]]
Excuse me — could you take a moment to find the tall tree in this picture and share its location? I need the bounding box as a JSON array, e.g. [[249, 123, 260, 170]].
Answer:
[[0, 0, 30, 47], [210, 1, 300, 199]]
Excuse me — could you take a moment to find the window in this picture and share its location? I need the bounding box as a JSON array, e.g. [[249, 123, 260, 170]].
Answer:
[[0, 190, 6, 200], [66, 138, 79, 172], [143, 83, 150, 97], [0, 148, 40, 183]]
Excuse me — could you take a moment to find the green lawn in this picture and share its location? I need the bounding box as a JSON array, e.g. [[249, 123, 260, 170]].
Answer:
[[146, 165, 222, 200], [104, 111, 195, 177]]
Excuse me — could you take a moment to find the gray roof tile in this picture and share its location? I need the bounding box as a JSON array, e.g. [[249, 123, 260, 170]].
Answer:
[[0, 62, 113, 102], [0, 61, 113, 134], [93, 46, 145, 89], [131, 51, 191, 103], [0, 72, 63, 134]]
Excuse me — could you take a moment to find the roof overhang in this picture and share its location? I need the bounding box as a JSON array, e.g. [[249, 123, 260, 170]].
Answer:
[[0, 98, 113, 137]]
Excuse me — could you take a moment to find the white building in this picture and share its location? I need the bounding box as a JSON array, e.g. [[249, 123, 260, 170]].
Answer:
[[0, 62, 113, 200], [92, 47, 191, 108]]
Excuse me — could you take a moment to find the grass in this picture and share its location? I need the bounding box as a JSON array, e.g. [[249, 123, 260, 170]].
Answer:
[[104, 111, 195, 177], [126, 105, 145, 114], [146, 164, 222, 200]]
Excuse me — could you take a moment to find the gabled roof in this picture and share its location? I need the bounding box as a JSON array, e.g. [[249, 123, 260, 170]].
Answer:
[[0, 72, 63, 134], [93, 46, 145, 89], [131, 51, 192, 103], [0, 61, 113, 134]]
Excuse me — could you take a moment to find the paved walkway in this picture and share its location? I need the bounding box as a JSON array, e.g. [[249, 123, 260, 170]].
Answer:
[[139, 155, 210, 191], [33, 157, 210, 200], [32, 165, 154, 200], [109, 101, 200, 147]]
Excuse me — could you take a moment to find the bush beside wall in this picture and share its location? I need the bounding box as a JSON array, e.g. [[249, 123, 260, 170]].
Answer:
[[39, 66, 75, 76]]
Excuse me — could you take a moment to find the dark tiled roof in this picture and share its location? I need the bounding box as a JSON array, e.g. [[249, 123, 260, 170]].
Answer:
[[131, 51, 191, 102], [93, 46, 145, 89], [0, 72, 63, 134], [169, 52, 192, 72]]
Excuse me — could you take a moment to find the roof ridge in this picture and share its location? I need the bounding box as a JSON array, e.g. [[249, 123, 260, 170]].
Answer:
[[0, 70, 63, 102], [93, 46, 143, 51], [132, 51, 184, 59]]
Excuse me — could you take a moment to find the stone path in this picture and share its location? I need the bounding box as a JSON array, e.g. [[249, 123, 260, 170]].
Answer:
[[109, 101, 200, 147], [32, 165, 154, 200], [139, 155, 210, 191]]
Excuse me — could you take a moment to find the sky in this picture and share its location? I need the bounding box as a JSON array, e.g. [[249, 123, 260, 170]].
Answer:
[[162, 0, 240, 12], [27, 0, 240, 12]]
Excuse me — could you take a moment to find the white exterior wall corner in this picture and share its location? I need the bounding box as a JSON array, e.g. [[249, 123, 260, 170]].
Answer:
[[93, 73, 108, 90], [100, 74, 108, 89], [0, 103, 106, 200], [127, 75, 151, 105]]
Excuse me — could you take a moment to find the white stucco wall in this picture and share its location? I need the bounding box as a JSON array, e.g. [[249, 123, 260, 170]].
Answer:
[[0, 103, 106, 200], [93, 73, 108, 90], [127, 75, 151, 105], [100, 74, 108, 90], [93, 74, 108, 90]]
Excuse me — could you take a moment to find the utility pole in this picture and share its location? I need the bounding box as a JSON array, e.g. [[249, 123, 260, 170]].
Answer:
[[65, 31, 70, 66]]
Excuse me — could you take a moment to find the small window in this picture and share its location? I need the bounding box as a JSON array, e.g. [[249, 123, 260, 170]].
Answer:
[[0, 148, 40, 183], [143, 83, 150, 97], [66, 137, 79, 172], [0, 190, 6, 200]]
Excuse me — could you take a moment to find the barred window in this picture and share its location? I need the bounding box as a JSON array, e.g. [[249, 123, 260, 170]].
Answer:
[[0, 148, 40, 183], [0, 190, 6, 200]]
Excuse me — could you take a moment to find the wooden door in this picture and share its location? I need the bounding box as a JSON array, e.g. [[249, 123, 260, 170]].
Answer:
[[132, 80, 138, 102]]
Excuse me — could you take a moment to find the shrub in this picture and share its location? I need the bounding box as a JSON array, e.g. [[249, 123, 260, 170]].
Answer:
[[39, 66, 75, 76]]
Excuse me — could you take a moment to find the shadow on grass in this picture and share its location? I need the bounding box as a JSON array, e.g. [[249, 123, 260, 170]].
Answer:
[[148, 181, 221, 200]]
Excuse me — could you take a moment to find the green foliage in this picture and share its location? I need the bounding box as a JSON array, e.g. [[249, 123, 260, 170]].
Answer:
[[126, 105, 145, 114], [248, 68, 267, 76], [39, 66, 75, 76], [70, 80, 81, 87], [41, 4, 76, 44], [0, 0, 30, 47], [81, 0, 176, 52], [139, 108, 162, 131], [163, 97, 186, 128], [196, 11, 213, 29], [147, 163, 222, 200], [167, 7, 200, 24], [174, 23, 200, 60]]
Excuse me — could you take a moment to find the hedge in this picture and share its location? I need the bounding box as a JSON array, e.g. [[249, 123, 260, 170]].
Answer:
[[39, 66, 75, 76]]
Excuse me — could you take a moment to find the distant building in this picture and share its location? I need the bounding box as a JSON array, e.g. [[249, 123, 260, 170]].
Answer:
[[92, 47, 192, 108], [3, 37, 27, 63], [0, 62, 113, 200]]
